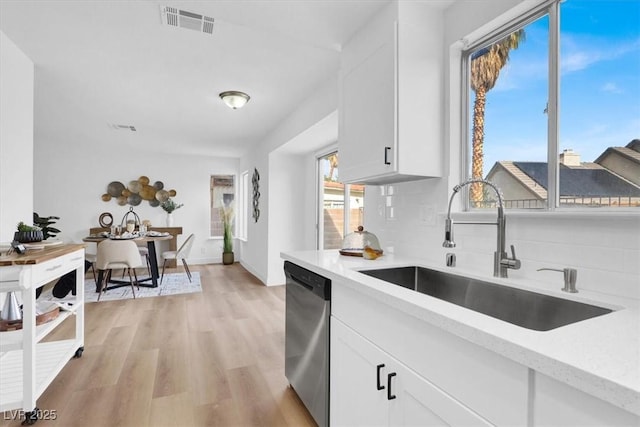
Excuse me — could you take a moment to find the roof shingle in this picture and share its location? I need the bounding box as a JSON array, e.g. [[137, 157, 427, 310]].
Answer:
[[512, 162, 640, 197]]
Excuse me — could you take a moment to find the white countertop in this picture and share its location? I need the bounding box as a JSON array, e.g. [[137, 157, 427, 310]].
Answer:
[[281, 249, 640, 416]]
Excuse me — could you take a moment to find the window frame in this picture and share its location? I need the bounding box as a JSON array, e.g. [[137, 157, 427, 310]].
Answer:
[[315, 146, 365, 250], [237, 170, 248, 241], [209, 174, 236, 239], [459, 0, 637, 214]]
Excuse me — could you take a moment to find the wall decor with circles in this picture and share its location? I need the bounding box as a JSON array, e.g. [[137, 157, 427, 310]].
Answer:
[[101, 176, 177, 207]]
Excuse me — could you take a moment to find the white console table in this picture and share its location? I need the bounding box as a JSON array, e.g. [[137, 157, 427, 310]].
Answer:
[[0, 244, 85, 424]]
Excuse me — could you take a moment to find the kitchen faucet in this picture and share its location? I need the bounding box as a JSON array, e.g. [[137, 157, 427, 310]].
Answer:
[[443, 178, 521, 278]]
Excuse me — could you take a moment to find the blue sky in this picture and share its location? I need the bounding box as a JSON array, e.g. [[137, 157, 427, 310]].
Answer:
[[478, 0, 640, 172]]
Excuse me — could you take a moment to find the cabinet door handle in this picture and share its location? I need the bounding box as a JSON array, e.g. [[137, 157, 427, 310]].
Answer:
[[387, 372, 397, 400], [384, 147, 391, 165], [376, 364, 385, 390]]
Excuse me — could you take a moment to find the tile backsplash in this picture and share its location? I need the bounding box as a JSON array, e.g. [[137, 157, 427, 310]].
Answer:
[[365, 179, 640, 300]]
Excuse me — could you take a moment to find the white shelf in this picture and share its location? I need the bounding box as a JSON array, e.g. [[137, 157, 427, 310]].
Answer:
[[0, 279, 22, 292], [0, 246, 85, 415], [0, 339, 80, 412], [0, 265, 28, 292], [0, 302, 83, 352]]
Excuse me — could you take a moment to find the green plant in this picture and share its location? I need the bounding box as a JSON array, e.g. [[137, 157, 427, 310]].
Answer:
[[33, 212, 60, 240], [221, 203, 234, 253], [161, 198, 184, 213], [16, 221, 40, 232]]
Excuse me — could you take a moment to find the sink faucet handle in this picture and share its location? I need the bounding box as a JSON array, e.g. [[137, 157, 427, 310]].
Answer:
[[510, 245, 521, 269], [500, 245, 521, 270], [509, 245, 518, 260]]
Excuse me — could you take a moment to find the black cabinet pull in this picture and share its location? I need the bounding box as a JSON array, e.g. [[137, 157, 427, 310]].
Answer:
[[384, 147, 391, 165], [376, 364, 385, 390], [387, 372, 397, 400]]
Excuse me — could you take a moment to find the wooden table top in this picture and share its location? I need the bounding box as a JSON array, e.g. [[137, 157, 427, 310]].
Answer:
[[0, 243, 85, 267], [82, 234, 173, 243]]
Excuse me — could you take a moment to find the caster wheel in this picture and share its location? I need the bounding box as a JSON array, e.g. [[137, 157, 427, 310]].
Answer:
[[74, 347, 84, 358], [21, 407, 38, 425]]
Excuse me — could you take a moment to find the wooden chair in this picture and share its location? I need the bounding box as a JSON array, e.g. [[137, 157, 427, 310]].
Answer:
[[96, 240, 145, 301], [160, 233, 195, 284]]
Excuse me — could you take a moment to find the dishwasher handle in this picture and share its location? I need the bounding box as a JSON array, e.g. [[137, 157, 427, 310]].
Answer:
[[289, 274, 314, 292], [284, 261, 331, 300]]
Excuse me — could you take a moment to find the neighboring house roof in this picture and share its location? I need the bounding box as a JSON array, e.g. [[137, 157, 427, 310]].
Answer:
[[487, 161, 548, 199], [594, 139, 640, 166], [627, 139, 640, 152], [323, 181, 364, 192], [512, 162, 640, 197]]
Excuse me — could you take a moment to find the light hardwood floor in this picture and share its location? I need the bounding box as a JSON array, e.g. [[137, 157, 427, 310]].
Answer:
[[1, 264, 316, 427]]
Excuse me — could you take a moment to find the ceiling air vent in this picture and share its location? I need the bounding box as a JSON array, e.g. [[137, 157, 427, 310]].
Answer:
[[160, 6, 214, 35], [109, 123, 137, 132]]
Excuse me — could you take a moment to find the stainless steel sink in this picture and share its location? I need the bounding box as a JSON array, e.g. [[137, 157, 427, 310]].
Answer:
[[359, 266, 612, 331]]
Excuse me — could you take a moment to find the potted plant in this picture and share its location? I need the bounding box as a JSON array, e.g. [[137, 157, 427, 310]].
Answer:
[[161, 198, 183, 227], [14, 222, 43, 243], [33, 212, 61, 240], [221, 203, 234, 265]]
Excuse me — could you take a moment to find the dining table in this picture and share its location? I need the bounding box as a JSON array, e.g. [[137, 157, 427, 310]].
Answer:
[[89, 227, 182, 267], [82, 233, 173, 292]]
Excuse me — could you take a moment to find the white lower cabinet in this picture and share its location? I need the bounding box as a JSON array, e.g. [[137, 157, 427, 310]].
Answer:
[[331, 317, 491, 426], [329, 278, 638, 426], [533, 372, 639, 426], [332, 280, 529, 426]]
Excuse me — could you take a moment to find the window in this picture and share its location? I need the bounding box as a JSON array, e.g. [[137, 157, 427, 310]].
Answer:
[[210, 175, 235, 237], [464, 0, 640, 210], [237, 170, 248, 240], [317, 150, 365, 249]]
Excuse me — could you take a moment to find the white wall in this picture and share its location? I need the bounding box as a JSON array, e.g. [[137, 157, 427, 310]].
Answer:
[[1, 29, 241, 265], [267, 151, 310, 284], [240, 76, 338, 285], [367, 179, 640, 299], [0, 31, 34, 243], [32, 132, 238, 264], [2, 25, 334, 286], [238, 151, 270, 283], [363, 0, 640, 300]]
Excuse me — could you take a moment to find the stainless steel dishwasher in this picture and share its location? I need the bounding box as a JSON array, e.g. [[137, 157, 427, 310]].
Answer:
[[284, 261, 331, 427]]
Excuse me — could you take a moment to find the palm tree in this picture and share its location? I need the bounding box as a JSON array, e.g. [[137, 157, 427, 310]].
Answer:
[[470, 29, 525, 206], [326, 153, 339, 182]]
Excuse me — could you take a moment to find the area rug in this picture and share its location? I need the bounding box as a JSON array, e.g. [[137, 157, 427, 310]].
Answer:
[[39, 272, 202, 304]]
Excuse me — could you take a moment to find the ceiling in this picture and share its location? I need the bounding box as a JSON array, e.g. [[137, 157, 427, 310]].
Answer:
[[0, 0, 394, 157]]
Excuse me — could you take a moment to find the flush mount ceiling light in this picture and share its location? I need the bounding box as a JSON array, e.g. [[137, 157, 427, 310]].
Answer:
[[219, 91, 250, 109]]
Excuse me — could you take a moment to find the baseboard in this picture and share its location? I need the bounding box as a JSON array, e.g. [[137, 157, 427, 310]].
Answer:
[[239, 261, 267, 285]]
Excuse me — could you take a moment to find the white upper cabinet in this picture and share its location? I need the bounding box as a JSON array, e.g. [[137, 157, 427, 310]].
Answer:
[[339, 2, 443, 185]]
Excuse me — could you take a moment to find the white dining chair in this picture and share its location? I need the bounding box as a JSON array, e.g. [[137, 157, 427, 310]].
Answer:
[[160, 233, 195, 284], [120, 246, 150, 279], [96, 239, 146, 301], [121, 246, 150, 276], [138, 246, 151, 273], [85, 252, 97, 283]]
